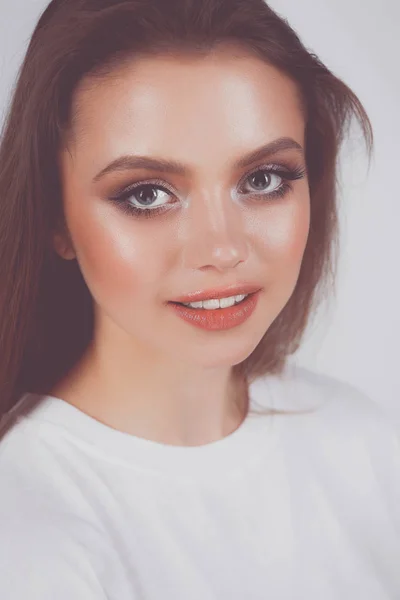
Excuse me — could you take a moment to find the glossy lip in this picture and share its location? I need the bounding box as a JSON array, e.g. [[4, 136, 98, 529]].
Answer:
[[169, 289, 261, 331], [170, 283, 262, 304]]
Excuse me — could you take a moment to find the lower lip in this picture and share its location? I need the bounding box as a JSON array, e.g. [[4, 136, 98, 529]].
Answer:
[[168, 291, 261, 331]]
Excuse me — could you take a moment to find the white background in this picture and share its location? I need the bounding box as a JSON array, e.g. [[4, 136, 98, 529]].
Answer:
[[1, 0, 399, 420]]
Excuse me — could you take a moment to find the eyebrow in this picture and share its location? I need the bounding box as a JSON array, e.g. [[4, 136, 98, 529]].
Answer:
[[92, 136, 304, 183]]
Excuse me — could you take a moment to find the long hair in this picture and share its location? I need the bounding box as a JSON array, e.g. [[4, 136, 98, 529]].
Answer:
[[0, 0, 373, 417]]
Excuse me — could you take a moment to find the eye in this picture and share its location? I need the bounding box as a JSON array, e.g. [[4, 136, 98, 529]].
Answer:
[[124, 183, 172, 209], [239, 169, 283, 195], [107, 179, 175, 219]]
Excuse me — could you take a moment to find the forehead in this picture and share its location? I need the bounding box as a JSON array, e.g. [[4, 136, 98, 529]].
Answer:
[[68, 47, 305, 166]]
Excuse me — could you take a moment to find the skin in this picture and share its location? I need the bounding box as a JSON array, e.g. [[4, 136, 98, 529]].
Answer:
[[52, 44, 310, 446]]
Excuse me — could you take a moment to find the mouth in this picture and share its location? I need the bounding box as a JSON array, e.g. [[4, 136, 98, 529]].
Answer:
[[168, 289, 261, 331]]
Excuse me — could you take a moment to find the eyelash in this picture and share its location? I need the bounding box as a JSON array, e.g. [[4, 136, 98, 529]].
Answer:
[[107, 163, 307, 220]]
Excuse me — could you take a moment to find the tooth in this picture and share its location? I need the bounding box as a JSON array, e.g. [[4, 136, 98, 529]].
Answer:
[[201, 299, 220, 309], [219, 296, 236, 309], [234, 294, 246, 303]]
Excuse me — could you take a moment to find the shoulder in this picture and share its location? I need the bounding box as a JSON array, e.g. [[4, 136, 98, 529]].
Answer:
[[0, 401, 112, 598], [265, 363, 400, 463], [0, 395, 98, 521], [267, 361, 388, 419], [271, 366, 400, 534], [256, 362, 399, 450], [0, 507, 108, 598]]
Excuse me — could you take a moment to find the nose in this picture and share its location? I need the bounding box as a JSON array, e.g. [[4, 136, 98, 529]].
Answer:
[[180, 191, 250, 272]]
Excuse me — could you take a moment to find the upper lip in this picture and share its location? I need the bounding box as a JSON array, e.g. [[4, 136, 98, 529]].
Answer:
[[170, 283, 262, 303]]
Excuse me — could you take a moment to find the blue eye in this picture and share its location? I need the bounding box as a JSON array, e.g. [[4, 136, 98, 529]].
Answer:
[[107, 163, 306, 219]]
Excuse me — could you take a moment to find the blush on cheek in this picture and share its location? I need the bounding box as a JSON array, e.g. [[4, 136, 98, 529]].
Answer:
[[258, 200, 310, 312], [264, 200, 310, 258], [71, 216, 167, 329], [69, 223, 135, 305]]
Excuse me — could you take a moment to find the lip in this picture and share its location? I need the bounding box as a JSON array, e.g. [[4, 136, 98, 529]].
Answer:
[[170, 283, 262, 304]]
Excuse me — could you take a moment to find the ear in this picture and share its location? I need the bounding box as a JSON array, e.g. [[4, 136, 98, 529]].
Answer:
[[52, 228, 76, 260]]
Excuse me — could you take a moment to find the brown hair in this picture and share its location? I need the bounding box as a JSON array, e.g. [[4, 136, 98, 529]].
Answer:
[[0, 0, 373, 417]]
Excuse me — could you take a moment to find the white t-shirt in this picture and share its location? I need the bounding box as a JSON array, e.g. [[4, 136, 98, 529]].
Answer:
[[0, 363, 399, 599]]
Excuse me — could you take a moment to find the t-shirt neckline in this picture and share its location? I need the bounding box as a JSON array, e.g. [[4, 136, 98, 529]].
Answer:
[[18, 375, 279, 481]]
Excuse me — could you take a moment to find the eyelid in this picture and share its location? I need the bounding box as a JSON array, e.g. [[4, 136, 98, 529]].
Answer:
[[123, 177, 173, 194]]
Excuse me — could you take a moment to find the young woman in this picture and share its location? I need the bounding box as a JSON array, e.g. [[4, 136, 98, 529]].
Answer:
[[0, 0, 398, 598]]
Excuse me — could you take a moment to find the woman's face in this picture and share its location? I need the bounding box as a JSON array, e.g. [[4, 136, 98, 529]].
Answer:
[[56, 46, 310, 370]]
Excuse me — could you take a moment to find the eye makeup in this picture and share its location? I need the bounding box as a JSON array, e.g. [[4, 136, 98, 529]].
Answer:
[[106, 161, 307, 220]]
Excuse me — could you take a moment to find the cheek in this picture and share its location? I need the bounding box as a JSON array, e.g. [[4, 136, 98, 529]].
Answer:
[[252, 194, 310, 317], [257, 194, 310, 277], [67, 205, 165, 308]]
